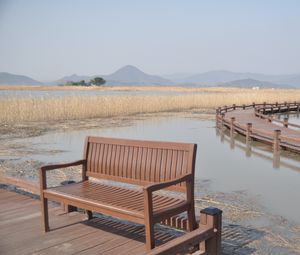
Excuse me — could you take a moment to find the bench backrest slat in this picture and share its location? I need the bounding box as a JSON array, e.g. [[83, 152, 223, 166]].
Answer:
[[83, 136, 197, 192]]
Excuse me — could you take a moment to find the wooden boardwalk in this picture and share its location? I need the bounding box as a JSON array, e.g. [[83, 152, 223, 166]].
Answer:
[[216, 102, 300, 153], [0, 188, 181, 255]]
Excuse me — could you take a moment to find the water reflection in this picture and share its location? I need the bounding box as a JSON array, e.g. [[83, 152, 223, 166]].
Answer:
[[216, 125, 300, 173], [275, 112, 300, 125]]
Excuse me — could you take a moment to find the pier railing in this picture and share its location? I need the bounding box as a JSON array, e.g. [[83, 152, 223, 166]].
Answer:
[[216, 102, 300, 153]]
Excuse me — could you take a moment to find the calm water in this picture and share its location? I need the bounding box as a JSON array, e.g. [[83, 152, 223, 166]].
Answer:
[[0, 89, 202, 97], [12, 117, 300, 224], [276, 112, 300, 125]]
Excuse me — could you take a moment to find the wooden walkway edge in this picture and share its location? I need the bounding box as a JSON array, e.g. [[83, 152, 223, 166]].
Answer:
[[216, 102, 300, 153]]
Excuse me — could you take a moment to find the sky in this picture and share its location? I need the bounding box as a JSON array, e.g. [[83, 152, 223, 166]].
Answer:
[[0, 0, 300, 81]]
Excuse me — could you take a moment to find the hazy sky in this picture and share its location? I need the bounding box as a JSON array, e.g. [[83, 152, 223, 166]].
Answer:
[[0, 0, 300, 81]]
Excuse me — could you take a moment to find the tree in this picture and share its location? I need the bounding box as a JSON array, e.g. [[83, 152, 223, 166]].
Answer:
[[90, 77, 106, 86]]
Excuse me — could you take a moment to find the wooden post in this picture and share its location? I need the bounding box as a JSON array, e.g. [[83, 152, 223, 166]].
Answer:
[[232, 104, 236, 110], [242, 104, 245, 110], [273, 130, 281, 152], [220, 113, 225, 128], [252, 102, 255, 108], [275, 102, 278, 106], [263, 102, 266, 107], [283, 117, 288, 128], [284, 101, 287, 106], [199, 207, 222, 255], [273, 151, 280, 169], [246, 123, 252, 142], [230, 117, 235, 136], [224, 106, 227, 112]]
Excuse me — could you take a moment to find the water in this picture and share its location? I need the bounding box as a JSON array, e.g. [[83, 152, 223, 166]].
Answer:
[[12, 116, 300, 224], [0, 89, 203, 98], [276, 112, 300, 125]]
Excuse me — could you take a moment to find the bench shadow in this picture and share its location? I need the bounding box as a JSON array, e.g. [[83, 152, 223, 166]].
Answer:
[[81, 213, 184, 246]]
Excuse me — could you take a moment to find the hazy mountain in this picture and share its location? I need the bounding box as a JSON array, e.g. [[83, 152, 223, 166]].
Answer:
[[2, 68, 299, 88], [103, 65, 173, 86], [52, 74, 92, 85], [165, 70, 300, 88], [275, 74, 300, 87], [162, 72, 194, 81], [0, 72, 42, 85], [219, 78, 294, 88]]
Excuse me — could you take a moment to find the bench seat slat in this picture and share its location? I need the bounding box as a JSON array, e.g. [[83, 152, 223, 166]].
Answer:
[[44, 181, 186, 218]]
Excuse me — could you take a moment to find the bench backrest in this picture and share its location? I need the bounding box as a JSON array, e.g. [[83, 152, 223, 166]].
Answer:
[[83, 136, 197, 192]]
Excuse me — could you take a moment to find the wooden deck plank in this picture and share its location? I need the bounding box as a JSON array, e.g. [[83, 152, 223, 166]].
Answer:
[[0, 189, 181, 255]]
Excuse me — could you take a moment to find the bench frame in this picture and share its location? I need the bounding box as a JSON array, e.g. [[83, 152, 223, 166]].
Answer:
[[40, 136, 197, 250]]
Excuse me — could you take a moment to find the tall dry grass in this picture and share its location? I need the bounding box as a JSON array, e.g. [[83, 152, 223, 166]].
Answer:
[[1, 88, 300, 124]]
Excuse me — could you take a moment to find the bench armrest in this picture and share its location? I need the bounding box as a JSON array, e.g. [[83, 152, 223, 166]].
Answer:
[[39, 159, 86, 190], [143, 173, 193, 193], [40, 159, 86, 172]]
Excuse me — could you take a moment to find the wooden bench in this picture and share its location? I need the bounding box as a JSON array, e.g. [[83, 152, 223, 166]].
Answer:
[[40, 136, 197, 250]]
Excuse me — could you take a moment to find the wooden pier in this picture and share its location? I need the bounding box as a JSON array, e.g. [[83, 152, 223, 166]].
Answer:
[[216, 102, 300, 153], [0, 188, 181, 255], [0, 178, 222, 255]]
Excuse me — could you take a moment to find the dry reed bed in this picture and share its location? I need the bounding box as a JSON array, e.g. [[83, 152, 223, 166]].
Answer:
[[1, 89, 300, 124]]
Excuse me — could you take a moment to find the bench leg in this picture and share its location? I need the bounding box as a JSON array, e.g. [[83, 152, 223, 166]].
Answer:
[[187, 205, 197, 231], [145, 222, 155, 250], [41, 197, 49, 232], [86, 210, 93, 220]]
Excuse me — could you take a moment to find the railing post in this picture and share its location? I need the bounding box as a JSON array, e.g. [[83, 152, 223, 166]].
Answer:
[[283, 117, 288, 128], [263, 102, 266, 107], [242, 104, 245, 110], [199, 207, 222, 255], [246, 123, 252, 141], [224, 106, 227, 112], [252, 102, 255, 108], [232, 104, 236, 110], [275, 102, 278, 107], [230, 117, 235, 135], [273, 130, 281, 152], [220, 113, 225, 128]]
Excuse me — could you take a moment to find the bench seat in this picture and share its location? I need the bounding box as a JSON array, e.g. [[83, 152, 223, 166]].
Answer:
[[44, 180, 187, 222]]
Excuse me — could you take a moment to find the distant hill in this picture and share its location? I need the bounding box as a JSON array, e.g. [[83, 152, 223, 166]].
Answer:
[[0, 72, 42, 85], [276, 74, 300, 87], [51, 65, 173, 86], [219, 78, 294, 89], [165, 70, 300, 88], [52, 74, 92, 85], [1, 68, 299, 88], [103, 65, 173, 86]]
